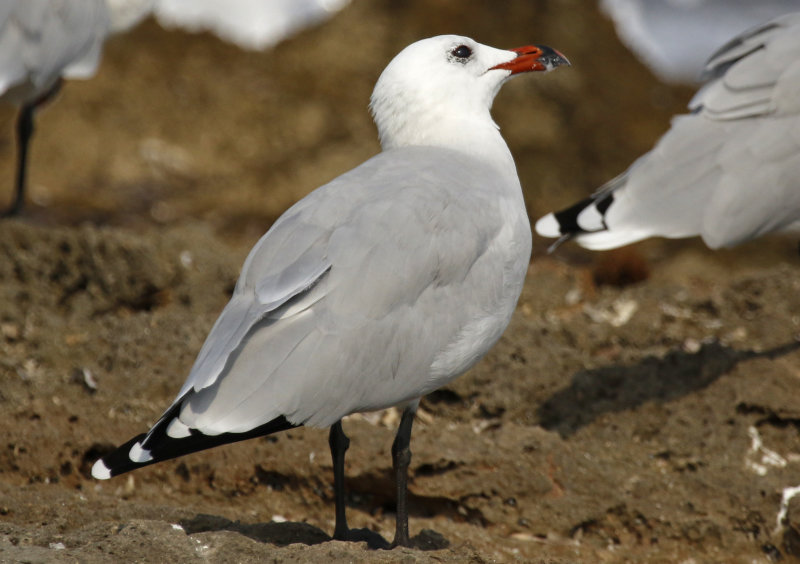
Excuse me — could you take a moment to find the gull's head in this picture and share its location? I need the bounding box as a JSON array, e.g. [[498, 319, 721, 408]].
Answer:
[[370, 35, 569, 151]]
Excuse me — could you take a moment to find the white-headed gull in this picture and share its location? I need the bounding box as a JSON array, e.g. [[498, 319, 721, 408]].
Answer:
[[536, 13, 800, 252], [0, 0, 350, 216], [92, 35, 569, 546], [601, 0, 798, 84]]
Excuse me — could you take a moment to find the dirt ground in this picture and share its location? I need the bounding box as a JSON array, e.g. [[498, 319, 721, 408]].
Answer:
[[1, 1, 799, 562]]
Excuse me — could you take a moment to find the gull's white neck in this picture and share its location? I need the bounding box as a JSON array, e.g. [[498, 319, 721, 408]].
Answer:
[[374, 106, 518, 184]]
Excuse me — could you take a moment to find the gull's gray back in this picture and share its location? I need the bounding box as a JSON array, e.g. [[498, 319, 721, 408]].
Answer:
[[176, 146, 531, 433]]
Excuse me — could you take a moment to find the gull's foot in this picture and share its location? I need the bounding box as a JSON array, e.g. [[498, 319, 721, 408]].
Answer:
[[333, 527, 390, 549], [0, 203, 22, 218], [392, 528, 449, 550], [411, 528, 449, 550]]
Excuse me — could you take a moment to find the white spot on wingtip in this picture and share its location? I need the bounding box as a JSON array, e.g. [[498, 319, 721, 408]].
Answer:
[[91, 459, 112, 480], [576, 204, 605, 232], [166, 418, 192, 439], [129, 441, 153, 463], [534, 213, 560, 238]]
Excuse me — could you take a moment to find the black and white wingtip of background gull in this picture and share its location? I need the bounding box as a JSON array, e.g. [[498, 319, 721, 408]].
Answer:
[[91, 35, 569, 547], [0, 0, 351, 217], [536, 12, 800, 252]]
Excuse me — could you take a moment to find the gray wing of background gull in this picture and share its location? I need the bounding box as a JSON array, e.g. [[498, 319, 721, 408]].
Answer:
[[536, 12, 800, 251], [600, 0, 798, 84]]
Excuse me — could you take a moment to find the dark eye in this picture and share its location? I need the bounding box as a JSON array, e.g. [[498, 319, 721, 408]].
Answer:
[[451, 45, 472, 59]]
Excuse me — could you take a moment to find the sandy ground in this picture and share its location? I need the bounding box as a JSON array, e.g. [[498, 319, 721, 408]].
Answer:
[[1, 1, 799, 562]]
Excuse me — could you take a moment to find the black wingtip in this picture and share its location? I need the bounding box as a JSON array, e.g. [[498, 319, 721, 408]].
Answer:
[[91, 433, 148, 479], [552, 193, 613, 234], [92, 415, 298, 480]]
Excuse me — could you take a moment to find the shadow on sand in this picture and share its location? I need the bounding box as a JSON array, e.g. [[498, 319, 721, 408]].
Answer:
[[537, 339, 800, 437], [178, 513, 449, 551]]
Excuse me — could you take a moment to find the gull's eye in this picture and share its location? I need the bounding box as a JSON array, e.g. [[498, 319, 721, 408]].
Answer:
[[451, 45, 472, 60]]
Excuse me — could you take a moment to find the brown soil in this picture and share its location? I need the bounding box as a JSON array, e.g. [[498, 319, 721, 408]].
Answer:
[[1, 2, 799, 562]]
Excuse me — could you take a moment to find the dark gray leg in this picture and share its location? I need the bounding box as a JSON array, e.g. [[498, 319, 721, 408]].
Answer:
[[328, 420, 350, 540], [2, 102, 35, 217], [4, 79, 62, 218], [391, 404, 417, 547]]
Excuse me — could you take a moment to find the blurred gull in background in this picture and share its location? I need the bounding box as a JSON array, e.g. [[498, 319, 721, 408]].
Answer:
[[153, 0, 350, 51], [601, 0, 798, 84], [0, 0, 351, 216], [536, 12, 800, 251], [0, 0, 126, 216]]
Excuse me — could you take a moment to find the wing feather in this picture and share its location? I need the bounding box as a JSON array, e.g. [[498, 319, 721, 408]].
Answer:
[[692, 13, 800, 119], [99, 147, 530, 478], [169, 147, 525, 433]]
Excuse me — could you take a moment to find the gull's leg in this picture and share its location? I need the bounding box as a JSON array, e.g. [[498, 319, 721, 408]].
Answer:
[[3, 79, 62, 218], [328, 419, 351, 540], [391, 402, 418, 548], [3, 103, 35, 217]]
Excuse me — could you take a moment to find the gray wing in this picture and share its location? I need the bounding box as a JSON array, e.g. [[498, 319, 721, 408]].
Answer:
[[537, 12, 800, 250], [693, 12, 800, 120], [167, 147, 526, 436], [174, 218, 333, 399], [598, 116, 800, 249], [0, 0, 110, 102]]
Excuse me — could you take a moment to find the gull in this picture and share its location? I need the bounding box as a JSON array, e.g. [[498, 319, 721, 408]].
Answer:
[[600, 0, 798, 84], [0, 0, 154, 217], [536, 13, 800, 252], [91, 35, 569, 547], [0, 0, 350, 216], [152, 0, 351, 52]]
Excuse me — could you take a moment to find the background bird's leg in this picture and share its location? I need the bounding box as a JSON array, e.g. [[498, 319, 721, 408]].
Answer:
[[3, 79, 63, 217], [3, 103, 35, 217], [391, 401, 418, 547], [328, 420, 351, 540]]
